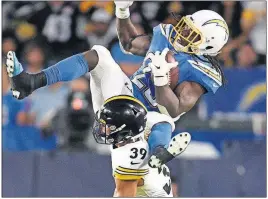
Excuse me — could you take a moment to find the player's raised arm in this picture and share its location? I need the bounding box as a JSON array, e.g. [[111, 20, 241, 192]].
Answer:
[[114, 1, 151, 56]]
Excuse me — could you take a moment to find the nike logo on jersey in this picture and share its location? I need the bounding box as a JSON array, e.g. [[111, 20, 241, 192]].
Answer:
[[130, 161, 141, 165]]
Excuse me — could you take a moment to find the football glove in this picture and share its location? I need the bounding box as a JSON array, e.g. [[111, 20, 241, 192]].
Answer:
[[147, 48, 178, 87], [114, 1, 133, 19], [114, 1, 133, 9]]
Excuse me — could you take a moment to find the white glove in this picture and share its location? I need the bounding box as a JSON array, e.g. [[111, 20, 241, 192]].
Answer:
[[147, 48, 178, 87], [114, 1, 133, 9], [114, 1, 133, 19]]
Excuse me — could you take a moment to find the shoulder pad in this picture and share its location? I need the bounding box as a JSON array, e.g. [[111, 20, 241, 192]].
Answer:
[[153, 23, 173, 39], [187, 59, 222, 93]]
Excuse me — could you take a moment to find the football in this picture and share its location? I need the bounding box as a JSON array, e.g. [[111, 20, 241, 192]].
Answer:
[[166, 50, 179, 90]]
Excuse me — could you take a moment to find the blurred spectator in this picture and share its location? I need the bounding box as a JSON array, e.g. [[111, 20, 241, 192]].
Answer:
[[220, 2, 266, 67], [3, 2, 44, 58], [44, 77, 94, 151], [85, 8, 117, 49], [236, 44, 257, 68], [79, 1, 114, 15], [3, 2, 44, 23], [162, 2, 184, 25], [134, 2, 169, 30], [240, 2, 266, 65], [155, 2, 222, 27], [177, 1, 221, 15], [2, 30, 19, 60], [22, 41, 47, 71], [2, 2, 15, 30], [2, 2, 37, 31], [220, 2, 243, 39], [2, 38, 17, 60], [78, 1, 115, 42], [22, 1, 88, 60], [216, 2, 242, 67]]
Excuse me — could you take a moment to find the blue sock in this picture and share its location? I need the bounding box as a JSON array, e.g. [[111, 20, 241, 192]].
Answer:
[[43, 54, 89, 85], [148, 122, 172, 155]]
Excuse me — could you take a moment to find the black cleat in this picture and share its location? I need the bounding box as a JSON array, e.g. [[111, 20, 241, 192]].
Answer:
[[148, 132, 191, 168], [6, 51, 37, 99]]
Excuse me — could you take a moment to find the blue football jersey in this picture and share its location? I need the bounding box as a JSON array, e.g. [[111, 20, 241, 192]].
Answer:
[[130, 24, 222, 113]]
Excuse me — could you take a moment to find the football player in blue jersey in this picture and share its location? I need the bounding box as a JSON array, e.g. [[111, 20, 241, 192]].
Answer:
[[5, 1, 228, 168], [114, 1, 229, 167]]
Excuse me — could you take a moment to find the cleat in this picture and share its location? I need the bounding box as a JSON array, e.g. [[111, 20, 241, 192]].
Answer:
[[148, 155, 161, 168], [12, 90, 21, 99], [148, 132, 191, 168], [167, 132, 191, 157], [5, 51, 23, 77], [5, 51, 33, 100]]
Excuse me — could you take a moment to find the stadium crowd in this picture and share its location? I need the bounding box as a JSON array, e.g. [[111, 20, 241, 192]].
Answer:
[[2, 1, 266, 151]]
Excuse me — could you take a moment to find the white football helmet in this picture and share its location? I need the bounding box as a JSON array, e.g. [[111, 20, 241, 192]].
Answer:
[[169, 10, 229, 56]]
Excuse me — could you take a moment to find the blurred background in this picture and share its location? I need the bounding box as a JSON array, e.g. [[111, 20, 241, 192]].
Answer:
[[2, 1, 266, 197]]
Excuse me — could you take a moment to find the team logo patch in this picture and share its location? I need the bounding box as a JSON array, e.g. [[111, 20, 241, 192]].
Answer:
[[202, 19, 229, 36]]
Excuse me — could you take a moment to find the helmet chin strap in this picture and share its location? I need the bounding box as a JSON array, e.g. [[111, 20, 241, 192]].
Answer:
[[204, 51, 220, 57], [196, 47, 220, 57]]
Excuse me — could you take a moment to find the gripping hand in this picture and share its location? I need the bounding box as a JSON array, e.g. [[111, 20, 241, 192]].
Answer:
[[147, 48, 178, 87], [114, 1, 133, 19]]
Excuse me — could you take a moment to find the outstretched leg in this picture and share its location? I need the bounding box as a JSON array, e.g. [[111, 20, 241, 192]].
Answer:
[[5, 45, 132, 106], [5, 49, 98, 99], [148, 131, 191, 168], [145, 112, 191, 168]]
